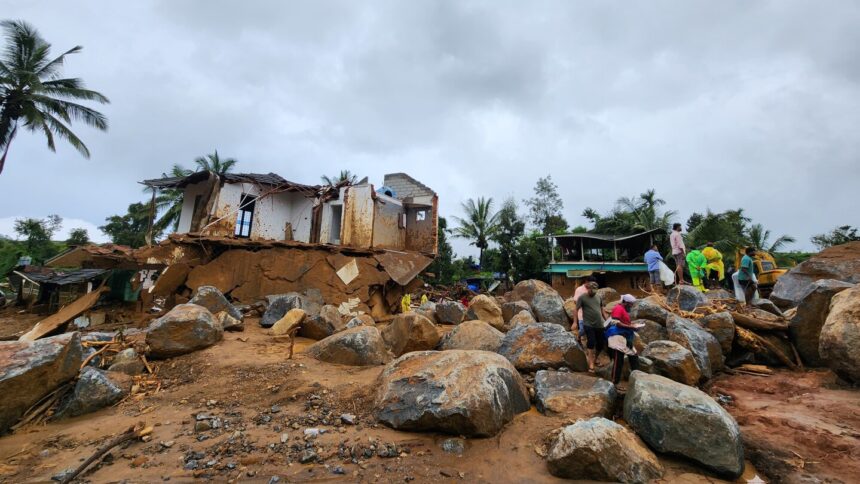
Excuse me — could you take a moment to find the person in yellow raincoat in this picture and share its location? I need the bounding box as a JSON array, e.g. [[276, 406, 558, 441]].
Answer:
[[702, 242, 725, 289], [686, 249, 708, 292], [400, 294, 412, 313]]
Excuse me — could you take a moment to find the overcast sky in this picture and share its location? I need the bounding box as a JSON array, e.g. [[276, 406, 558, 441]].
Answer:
[[1, 1, 858, 255]]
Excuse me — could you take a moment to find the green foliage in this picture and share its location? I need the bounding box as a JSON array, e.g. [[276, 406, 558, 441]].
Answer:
[[489, 197, 525, 276], [0, 20, 109, 174], [811, 225, 860, 251], [0, 235, 24, 276], [453, 197, 500, 268], [321, 170, 358, 186], [66, 227, 90, 245], [525, 175, 566, 235], [427, 217, 456, 285], [685, 209, 749, 254], [747, 223, 795, 253], [194, 150, 236, 174], [773, 251, 813, 267], [13, 215, 64, 264], [510, 231, 551, 282], [100, 202, 156, 248], [583, 189, 676, 236]]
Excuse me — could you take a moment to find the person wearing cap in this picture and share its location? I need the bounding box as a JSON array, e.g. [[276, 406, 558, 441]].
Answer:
[[572, 275, 598, 344], [605, 294, 641, 384], [575, 281, 607, 372], [702, 242, 725, 289]]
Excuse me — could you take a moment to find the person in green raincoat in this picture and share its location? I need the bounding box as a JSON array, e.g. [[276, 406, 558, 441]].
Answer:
[[686, 249, 708, 292]]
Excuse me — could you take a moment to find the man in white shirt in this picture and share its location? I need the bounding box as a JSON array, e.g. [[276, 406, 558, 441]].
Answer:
[[670, 223, 687, 285]]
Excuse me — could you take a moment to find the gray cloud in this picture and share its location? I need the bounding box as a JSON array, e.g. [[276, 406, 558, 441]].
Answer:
[[1, 0, 858, 255]]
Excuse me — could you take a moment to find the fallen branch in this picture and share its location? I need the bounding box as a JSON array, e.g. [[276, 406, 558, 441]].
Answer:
[[60, 424, 152, 484], [287, 326, 301, 360], [731, 311, 789, 331], [80, 344, 111, 370], [736, 327, 798, 371]]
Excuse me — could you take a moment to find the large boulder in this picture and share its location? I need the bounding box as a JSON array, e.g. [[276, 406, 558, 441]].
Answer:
[[641, 340, 701, 386], [381, 312, 440, 357], [636, 319, 668, 345], [629, 297, 670, 325], [307, 326, 393, 366], [498, 323, 587, 372], [0, 333, 84, 433], [189, 286, 244, 331], [697, 312, 735, 354], [435, 300, 466, 325], [438, 320, 504, 352], [704, 288, 733, 300], [375, 350, 530, 437], [510, 280, 569, 328], [623, 371, 744, 478], [300, 304, 346, 340], [145, 304, 222, 358], [502, 300, 534, 323], [596, 287, 619, 306], [534, 370, 616, 418], [546, 418, 664, 483], [345, 313, 375, 329], [771, 241, 860, 308], [55, 368, 132, 418], [819, 286, 860, 383], [465, 295, 504, 330], [667, 315, 723, 380], [271, 308, 306, 336], [666, 285, 708, 311], [789, 279, 854, 366], [415, 301, 437, 324], [260, 292, 322, 328], [509, 310, 537, 326]]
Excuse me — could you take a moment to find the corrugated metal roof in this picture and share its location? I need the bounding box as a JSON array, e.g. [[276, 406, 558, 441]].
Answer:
[[141, 171, 321, 192], [546, 228, 664, 242], [15, 268, 108, 285]]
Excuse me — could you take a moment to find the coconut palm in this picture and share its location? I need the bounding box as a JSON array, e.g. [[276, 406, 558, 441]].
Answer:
[[194, 150, 236, 174], [321, 170, 358, 186], [0, 20, 108, 174], [746, 223, 795, 253], [453, 197, 500, 268]]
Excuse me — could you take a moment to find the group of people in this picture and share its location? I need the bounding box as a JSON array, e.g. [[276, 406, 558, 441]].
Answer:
[[572, 278, 641, 384]]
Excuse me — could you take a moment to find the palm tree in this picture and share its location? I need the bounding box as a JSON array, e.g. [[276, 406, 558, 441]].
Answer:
[[194, 150, 236, 174], [152, 164, 193, 232], [321, 170, 358, 186], [616, 189, 677, 232], [746, 223, 795, 253], [453, 197, 500, 269], [0, 20, 108, 175]]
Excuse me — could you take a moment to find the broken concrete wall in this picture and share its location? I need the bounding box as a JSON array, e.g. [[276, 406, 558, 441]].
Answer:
[[372, 194, 406, 250], [405, 196, 438, 254], [319, 199, 343, 245], [341, 185, 375, 249], [177, 180, 214, 233], [251, 190, 314, 242]]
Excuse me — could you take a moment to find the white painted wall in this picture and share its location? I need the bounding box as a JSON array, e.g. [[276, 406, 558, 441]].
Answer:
[[176, 181, 213, 233]]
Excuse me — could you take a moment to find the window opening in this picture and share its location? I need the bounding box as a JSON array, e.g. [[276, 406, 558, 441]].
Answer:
[[329, 205, 343, 244], [416, 210, 426, 221], [235, 193, 256, 238]]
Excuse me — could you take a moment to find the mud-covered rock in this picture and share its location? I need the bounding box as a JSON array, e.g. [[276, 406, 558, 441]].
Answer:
[[641, 340, 701, 386], [0, 332, 84, 433], [705, 288, 733, 300], [56, 367, 132, 418], [435, 300, 466, 325], [623, 371, 744, 478], [667, 315, 723, 380], [751, 299, 784, 318], [509, 310, 537, 326], [415, 301, 438, 324], [547, 417, 663, 483], [771, 241, 860, 308], [697, 312, 735, 354], [107, 348, 144, 375], [510, 279, 569, 328], [300, 304, 346, 340], [502, 300, 534, 323], [629, 297, 670, 325], [789, 279, 854, 366], [381, 312, 440, 357], [438, 320, 504, 352], [534, 370, 616, 418], [307, 326, 393, 366], [819, 286, 860, 383], [272, 308, 306, 336], [261, 292, 322, 328], [666, 285, 708, 312], [636, 319, 668, 345], [497, 323, 587, 372], [465, 295, 504, 330], [146, 304, 222, 359], [375, 350, 530, 437], [189, 286, 244, 331]]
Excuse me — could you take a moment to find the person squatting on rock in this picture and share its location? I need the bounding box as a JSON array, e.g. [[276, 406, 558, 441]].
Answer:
[[575, 281, 607, 372], [670, 222, 687, 285], [605, 294, 642, 384], [572, 275, 599, 344]]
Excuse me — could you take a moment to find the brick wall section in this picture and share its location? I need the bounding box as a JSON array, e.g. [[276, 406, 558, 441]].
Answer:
[[382, 173, 435, 199]]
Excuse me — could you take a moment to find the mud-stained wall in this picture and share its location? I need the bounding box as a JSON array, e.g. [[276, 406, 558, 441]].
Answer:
[[372, 195, 405, 250], [341, 185, 374, 249], [405, 195, 438, 254], [177, 181, 212, 233]]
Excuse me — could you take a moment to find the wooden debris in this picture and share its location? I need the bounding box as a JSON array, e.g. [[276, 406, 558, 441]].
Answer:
[[738, 364, 774, 375], [19, 286, 109, 342], [59, 424, 151, 484], [731, 311, 789, 331]]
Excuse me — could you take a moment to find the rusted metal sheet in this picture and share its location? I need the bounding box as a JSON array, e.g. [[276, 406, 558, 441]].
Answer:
[[341, 185, 374, 249], [373, 251, 434, 286]]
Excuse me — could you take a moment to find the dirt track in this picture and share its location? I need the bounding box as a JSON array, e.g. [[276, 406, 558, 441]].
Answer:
[[0, 319, 853, 482]]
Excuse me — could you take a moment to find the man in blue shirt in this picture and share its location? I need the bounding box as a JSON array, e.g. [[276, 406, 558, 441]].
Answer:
[[738, 246, 757, 306], [644, 244, 664, 294]]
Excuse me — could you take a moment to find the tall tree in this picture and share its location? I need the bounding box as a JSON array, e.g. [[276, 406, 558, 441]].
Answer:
[[66, 227, 90, 246], [453, 197, 500, 268], [321, 170, 358, 186], [585, 189, 675, 235], [0, 20, 108, 174], [194, 150, 236, 174], [490, 197, 525, 277], [13, 214, 62, 263], [685, 209, 749, 254], [152, 164, 194, 232], [746, 223, 795, 253], [524, 175, 565, 235], [100, 202, 154, 248], [811, 225, 860, 250]]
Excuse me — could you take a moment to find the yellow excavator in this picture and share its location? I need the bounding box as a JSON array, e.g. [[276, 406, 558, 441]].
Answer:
[[732, 248, 788, 297]]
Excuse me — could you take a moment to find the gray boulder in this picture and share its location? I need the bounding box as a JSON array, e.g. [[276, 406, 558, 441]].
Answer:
[[502, 300, 534, 323], [145, 304, 223, 359], [789, 279, 854, 366], [107, 348, 145, 375], [751, 299, 784, 318], [345, 314, 375, 329], [534, 370, 616, 418], [307, 326, 393, 366], [189, 286, 244, 331], [697, 312, 736, 354], [300, 304, 346, 340], [261, 292, 322, 328], [547, 418, 663, 483], [415, 301, 438, 324], [641, 340, 701, 386], [510, 279, 569, 328], [704, 288, 733, 300], [381, 312, 440, 357], [819, 286, 860, 382], [636, 319, 668, 345], [666, 285, 708, 311], [0, 332, 83, 433], [438, 320, 504, 352], [624, 371, 744, 478], [667, 315, 723, 380], [629, 297, 670, 325], [771, 241, 860, 308], [596, 287, 620, 306], [375, 350, 530, 437], [435, 300, 466, 325], [498, 323, 587, 372], [56, 367, 132, 418]]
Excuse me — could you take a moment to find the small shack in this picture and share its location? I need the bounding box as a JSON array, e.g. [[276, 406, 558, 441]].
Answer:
[[6, 267, 108, 312]]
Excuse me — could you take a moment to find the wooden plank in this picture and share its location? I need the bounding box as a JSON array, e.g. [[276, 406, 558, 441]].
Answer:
[[19, 287, 108, 342]]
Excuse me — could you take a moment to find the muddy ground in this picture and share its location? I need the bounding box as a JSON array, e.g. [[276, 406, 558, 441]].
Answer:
[[0, 318, 856, 483]]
